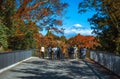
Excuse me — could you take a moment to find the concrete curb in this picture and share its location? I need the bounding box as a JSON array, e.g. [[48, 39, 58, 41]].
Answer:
[[0, 57, 33, 74]]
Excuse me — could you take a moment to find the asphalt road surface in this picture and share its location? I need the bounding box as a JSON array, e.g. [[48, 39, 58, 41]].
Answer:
[[0, 57, 119, 79]]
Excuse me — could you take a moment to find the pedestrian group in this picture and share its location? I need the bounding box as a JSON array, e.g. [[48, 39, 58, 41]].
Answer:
[[39, 45, 87, 60]]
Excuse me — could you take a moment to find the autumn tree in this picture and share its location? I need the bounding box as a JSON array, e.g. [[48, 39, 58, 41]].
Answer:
[[78, 0, 120, 54], [14, 0, 68, 50], [68, 34, 99, 49], [15, 0, 68, 31], [0, 0, 68, 50]]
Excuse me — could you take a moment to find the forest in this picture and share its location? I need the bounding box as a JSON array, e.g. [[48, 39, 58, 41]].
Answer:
[[0, 0, 120, 55]]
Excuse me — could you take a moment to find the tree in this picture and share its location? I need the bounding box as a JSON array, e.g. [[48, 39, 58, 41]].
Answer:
[[15, 0, 68, 31], [60, 36, 67, 43], [0, 0, 15, 50], [68, 34, 99, 49], [14, 0, 68, 50], [0, 0, 68, 50], [78, 0, 120, 54], [0, 22, 8, 49]]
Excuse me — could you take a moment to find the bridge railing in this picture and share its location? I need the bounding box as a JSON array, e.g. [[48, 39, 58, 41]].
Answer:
[[90, 51, 120, 76], [0, 50, 33, 69]]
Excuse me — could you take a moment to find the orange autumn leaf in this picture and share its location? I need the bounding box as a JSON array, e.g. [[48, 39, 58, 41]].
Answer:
[[68, 34, 99, 49]]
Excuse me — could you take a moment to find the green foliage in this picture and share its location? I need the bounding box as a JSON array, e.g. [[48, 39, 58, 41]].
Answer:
[[0, 22, 8, 48], [23, 31, 36, 49], [60, 36, 67, 42], [0, 0, 15, 49], [46, 31, 60, 40], [8, 24, 36, 50], [78, 0, 120, 54]]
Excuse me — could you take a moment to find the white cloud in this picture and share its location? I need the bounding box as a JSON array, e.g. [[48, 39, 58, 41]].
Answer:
[[65, 28, 93, 36], [73, 24, 82, 27]]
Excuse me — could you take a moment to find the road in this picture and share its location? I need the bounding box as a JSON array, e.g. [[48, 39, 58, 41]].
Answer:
[[0, 57, 119, 79]]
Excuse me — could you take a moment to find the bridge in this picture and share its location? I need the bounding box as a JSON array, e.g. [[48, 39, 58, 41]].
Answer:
[[0, 50, 119, 79]]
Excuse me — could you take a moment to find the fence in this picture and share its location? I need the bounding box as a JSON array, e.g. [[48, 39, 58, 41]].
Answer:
[[0, 50, 33, 69], [90, 51, 120, 76]]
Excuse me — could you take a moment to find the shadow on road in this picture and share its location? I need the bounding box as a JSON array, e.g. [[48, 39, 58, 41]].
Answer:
[[9, 58, 119, 79]]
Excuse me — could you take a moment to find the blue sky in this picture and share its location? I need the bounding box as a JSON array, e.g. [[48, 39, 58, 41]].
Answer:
[[40, 0, 95, 38]]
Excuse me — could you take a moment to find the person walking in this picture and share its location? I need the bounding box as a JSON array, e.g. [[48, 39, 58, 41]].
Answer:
[[68, 46, 74, 59], [81, 47, 87, 59], [79, 47, 83, 59], [48, 46, 52, 60], [57, 46, 61, 60], [69, 46, 74, 59], [41, 46, 45, 59], [52, 46, 58, 60], [74, 45, 78, 59], [67, 46, 71, 59]]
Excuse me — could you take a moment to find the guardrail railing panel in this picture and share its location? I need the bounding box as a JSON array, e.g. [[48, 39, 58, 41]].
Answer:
[[90, 51, 120, 76], [0, 50, 33, 70]]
